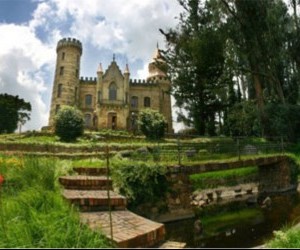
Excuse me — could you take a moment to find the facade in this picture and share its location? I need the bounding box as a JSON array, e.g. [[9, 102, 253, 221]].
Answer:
[[48, 37, 173, 132]]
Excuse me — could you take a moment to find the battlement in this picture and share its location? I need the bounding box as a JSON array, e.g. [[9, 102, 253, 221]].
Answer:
[[80, 77, 97, 84], [57, 37, 82, 54], [129, 79, 159, 85]]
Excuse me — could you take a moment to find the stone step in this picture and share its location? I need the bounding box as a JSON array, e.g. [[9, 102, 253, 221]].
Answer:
[[63, 190, 127, 211], [73, 167, 108, 176], [80, 211, 165, 248], [59, 176, 112, 190]]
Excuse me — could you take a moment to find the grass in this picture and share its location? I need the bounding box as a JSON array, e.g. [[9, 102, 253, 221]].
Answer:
[[189, 166, 259, 190], [0, 155, 113, 248]]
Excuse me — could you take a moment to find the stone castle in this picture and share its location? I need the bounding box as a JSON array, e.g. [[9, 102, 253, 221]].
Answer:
[[48, 37, 173, 132]]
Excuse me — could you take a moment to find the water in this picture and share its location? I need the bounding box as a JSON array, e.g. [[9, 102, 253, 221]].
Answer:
[[165, 192, 300, 248]]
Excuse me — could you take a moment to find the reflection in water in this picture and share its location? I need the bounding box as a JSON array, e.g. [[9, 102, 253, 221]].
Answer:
[[165, 192, 300, 248]]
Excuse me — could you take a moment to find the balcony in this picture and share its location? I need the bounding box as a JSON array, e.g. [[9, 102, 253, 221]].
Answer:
[[98, 99, 126, 106]]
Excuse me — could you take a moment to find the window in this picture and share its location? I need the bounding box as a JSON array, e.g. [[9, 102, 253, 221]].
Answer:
[[109, 83, 117, 101], [59, 66, 64, 75], [62, 52, 65, 60], [131, 96, 138, 108], [85, 94, 92, 107], [57, 84, 62, 98], [76, 69, 79, 77], [144, 97, 151, 107]]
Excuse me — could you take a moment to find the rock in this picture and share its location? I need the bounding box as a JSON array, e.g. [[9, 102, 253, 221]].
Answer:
[[195, 195, 203, 202], [198, 200, 206, 207], [242, 144, 258, 155], [175, 198, 181, 205], [186, 148, 197, 158], [261, 196, 272, 209], [194, 219, 203, 234]]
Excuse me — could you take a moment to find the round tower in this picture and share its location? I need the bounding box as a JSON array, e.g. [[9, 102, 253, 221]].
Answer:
[[48, 37, 82, 126]]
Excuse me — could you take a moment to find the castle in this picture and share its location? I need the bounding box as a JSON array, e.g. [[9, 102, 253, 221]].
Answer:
[[48, 38, 173, 132]]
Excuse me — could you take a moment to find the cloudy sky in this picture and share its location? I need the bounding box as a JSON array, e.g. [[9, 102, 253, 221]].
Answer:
[[0, 0, 183, 131]]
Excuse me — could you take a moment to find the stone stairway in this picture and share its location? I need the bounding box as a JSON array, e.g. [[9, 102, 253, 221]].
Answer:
[[59, 167, 166, 248]]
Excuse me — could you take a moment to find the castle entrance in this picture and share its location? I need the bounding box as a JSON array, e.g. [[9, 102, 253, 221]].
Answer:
[[107, 113, 117, 130]]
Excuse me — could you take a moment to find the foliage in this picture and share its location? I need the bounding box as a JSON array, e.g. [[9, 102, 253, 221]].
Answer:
[[0, 93, 31, 133], [111, 158, 168, 207], [138, 109, 167, 140], [0, 156, 111, 248], [267, 228, 300, 248], [226, 100, 260, 136], [54, 106, 84, 142]]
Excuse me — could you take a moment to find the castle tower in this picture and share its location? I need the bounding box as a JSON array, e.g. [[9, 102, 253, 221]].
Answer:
[[147, 45, 173, 133], [48, 38, 82, 126]]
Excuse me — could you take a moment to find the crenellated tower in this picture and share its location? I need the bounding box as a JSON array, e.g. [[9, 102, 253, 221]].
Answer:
[[48, 37, 82, 126]]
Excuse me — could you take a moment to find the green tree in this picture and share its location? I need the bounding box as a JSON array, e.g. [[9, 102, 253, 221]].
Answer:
[[54, 106, 84, 142], [0, 93, 31, 133], [161, 0, 226, 135], [138, 109, 166, 140]]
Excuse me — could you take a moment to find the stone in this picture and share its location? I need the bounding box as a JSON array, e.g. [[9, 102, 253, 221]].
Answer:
[[261, 196, 272, 209], [194, 219, 203, 234], [198, 200, 206, 207], [175, 198, 181, 205], [242, 144, 258, 155]]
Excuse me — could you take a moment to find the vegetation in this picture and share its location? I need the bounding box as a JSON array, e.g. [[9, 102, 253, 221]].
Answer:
[[267, 227, 300, 248], [0, 93, 31, 134], [0, 156, 112, 248], [138, 109, 167, 140], [54, 106, 84, 142], [161, 0, 300, 140], [189, 166, 259, 190], [111, 157, 168, 207]]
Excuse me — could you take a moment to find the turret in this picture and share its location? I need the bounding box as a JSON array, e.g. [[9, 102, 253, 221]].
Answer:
[[96, 63, 103, 104], [147, 44, 168, 81], [124, 63, 130, 104], [48, 37, 82, 126]]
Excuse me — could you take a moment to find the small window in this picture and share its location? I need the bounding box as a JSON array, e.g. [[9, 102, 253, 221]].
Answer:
[[57, 84, 62, 98], [109, 83, 117, 101], [144, 97, 151, 107], [59, 66, 64, 75], [85, 94, 92, 107], [131, 96, 138, 108], [62, 52, 65, 60]]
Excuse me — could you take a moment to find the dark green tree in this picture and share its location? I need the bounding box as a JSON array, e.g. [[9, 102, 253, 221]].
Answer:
[[161, 0, 226, 135], [0, 93, 31, 133], [54, 106, 84, 142]]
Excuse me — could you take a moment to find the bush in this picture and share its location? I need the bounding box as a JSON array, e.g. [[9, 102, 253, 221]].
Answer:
[[111, 158, 167, 207], [54, 106, 84, 142], [138, 109, 166, 140]]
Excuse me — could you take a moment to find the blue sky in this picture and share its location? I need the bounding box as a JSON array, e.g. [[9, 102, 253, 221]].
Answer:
[[0, 0, 182, 131]]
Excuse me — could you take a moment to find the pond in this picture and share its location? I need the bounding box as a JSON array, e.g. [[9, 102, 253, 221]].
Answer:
[[165, 191, 300, 248]]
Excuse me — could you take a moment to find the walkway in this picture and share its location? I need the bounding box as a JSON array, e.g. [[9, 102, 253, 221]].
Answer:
[[59, 167, 167, 248]]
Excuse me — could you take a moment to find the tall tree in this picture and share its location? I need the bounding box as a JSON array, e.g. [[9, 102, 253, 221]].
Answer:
[[161, 0, 226, 135], [0, 93, 31, 133]]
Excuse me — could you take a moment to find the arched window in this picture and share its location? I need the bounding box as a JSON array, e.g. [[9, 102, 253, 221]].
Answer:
[[144, 97, 151, 107], [84, 114, 92, 127], [85, 94, 92, 107], [131, 96, 138, 108], [109, 82, 117, 101]]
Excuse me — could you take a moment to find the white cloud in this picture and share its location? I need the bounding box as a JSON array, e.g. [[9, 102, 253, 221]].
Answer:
[[0, 24, 55, 131]]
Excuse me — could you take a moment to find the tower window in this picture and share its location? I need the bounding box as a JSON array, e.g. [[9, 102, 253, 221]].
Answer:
[[131, 96, 138, 108], [57, 84, 62, 98], [59, 66, 64, 75], [144, 97, 151, 107], [62, 52, 65, 60], [109, 82, 117, 101], [85, 94, 92, 107]]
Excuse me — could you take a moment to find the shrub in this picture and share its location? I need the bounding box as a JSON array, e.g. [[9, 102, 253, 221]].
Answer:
[[54, 106, 84, 142], [111, 158, 167, 207], [138, 109, 166, 140]]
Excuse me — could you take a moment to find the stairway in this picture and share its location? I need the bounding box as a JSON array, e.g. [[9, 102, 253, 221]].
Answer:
[[59, 166, 166, 248]]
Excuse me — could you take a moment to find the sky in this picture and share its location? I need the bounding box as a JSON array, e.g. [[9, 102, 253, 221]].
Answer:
[[0, 0, 183, 132]]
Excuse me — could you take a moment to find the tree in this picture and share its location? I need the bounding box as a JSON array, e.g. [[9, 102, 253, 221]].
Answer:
[[54, 106, 84, 142], [0, 93, 31, 133], [138, 109, 166, 140], [161, 0, 226, 135]]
